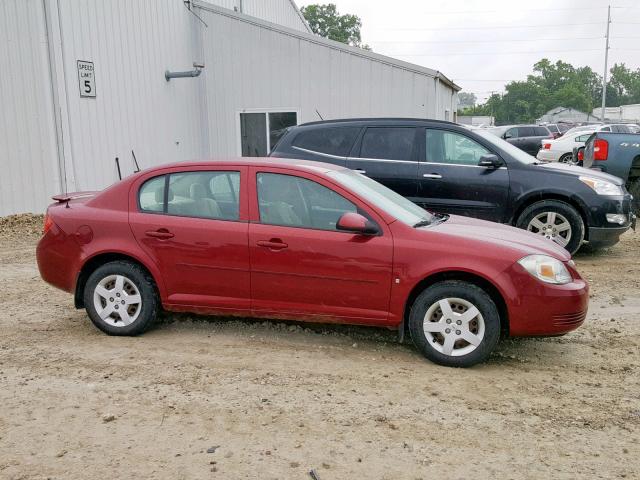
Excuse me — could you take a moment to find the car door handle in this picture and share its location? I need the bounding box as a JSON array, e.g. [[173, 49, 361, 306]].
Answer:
[[257, 239, 288, 250], [422, 173, 442, 179], [354, 169, 366, 174], [145, 229, 174, 239]]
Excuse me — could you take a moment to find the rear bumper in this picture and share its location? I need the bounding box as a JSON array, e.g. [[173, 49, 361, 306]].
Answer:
[[536, 149, 560, 162]]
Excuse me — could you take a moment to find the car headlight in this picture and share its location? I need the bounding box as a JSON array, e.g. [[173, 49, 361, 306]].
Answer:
[[579, 176, 623, 196], [517, 255, 572, 285]]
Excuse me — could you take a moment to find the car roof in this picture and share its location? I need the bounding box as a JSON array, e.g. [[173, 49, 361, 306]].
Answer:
[[145, 157, 347, 174]]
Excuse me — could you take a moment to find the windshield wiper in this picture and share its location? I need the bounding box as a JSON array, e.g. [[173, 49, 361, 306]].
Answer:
[[414, 213, 449, 228]]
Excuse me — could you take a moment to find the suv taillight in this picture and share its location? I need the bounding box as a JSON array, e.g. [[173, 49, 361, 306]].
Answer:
[[593, 139, 608, 161], [43, 214, 53, 235]]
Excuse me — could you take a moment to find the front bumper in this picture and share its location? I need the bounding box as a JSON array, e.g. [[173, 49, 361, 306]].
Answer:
[[586, 194, 634, 248], [502, 263, 589, 337]]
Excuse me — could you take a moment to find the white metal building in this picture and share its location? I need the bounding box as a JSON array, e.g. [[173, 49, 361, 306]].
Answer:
[[592, 104, 640, 123], [0, 0, 460, 216]]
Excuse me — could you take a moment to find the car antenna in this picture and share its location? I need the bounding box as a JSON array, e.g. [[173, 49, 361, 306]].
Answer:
[[315, 109, 324, 120], [132, 149, 140, 173], [115, 157, 122, 180]]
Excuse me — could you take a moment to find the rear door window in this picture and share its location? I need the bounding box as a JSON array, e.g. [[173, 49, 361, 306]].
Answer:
[[534, 127, 550, 136], [359, 127, 416, 161], [292, 127, 360, 157], [165, 171, 241, 220], [518, 127, 535, 137]]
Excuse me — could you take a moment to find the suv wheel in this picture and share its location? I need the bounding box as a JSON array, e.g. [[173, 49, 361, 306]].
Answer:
[[516, 200, 585, 255], [409, 281, 501, 367], [84, 261, 158, 335]]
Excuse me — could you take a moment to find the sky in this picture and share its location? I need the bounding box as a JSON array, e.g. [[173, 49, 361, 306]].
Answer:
[[296, 0, 640, 104]]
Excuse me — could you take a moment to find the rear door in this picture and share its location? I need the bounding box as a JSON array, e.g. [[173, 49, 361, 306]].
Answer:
[[416, 127, 510, 222], [346, 126, 419, 201], [129, 166, 251, 314]]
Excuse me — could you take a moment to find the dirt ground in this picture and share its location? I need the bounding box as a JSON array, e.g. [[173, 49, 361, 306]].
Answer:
[[1, 214, 638, 480]]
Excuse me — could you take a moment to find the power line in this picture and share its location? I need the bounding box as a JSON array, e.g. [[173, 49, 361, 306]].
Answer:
[[370, 36, 604, 45], [396, 6, 633, 15], [371, 22, 605, 31], [389, 48, 603, 57]]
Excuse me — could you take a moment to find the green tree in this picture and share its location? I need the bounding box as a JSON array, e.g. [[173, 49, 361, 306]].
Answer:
[[301, 3, 369, 49], [457, 92, 477, 109]]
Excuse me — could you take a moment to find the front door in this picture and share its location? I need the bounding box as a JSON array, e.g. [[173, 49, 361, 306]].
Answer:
[[416, 128, 510, 222], [248, 168, 394, 323], [129, 167, 251, 314], [346, 126, 419, 202]]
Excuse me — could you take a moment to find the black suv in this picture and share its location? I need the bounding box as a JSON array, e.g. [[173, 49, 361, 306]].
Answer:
[[486, 125, 552, 155], [270, 118, 633, 254]]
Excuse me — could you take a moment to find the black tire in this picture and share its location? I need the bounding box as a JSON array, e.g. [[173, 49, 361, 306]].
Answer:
[[408, 281, 501, 368], [516, 200, 585, 255], [558, 153, 573, 164], [629, 178, 640, 218], [83, 261, 158, 335]]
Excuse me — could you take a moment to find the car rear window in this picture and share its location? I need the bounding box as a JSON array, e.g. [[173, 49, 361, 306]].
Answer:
[[292, 127, 360, 157], [360, 127, 415, 161]]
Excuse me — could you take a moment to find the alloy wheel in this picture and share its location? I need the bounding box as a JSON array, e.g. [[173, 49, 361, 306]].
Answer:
[[527, 211, 572, 247], [93, 274, 142, 327], [422, 297, 485, 357]]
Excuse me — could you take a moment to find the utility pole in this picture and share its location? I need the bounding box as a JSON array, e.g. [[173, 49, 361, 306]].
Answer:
[[601, 5, 611, 121]]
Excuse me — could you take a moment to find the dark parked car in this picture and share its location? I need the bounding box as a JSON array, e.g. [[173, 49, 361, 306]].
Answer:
[[270, 118, 634, 254], [486, 124, 553, 155], [583, 131, 640, 217]]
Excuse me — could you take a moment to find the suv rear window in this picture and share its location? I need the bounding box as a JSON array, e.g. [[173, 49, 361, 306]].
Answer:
[[292, 127, 359, 157]]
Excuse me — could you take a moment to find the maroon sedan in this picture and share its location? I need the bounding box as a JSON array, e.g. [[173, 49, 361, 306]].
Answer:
[[37, 159, 588, 367]]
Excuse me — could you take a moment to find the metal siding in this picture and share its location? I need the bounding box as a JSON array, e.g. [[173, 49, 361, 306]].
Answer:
[[200, 0, 310, 32], [55, 0, 208, 191], [0, 0, 60, 215], [200, 8, 452, 156]]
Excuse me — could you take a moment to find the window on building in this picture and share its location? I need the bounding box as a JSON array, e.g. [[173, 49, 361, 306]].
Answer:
[[257, 173, 356, 230], [426, 129, 491, 166], [240, 111, 298, 157], [359, 127, 416, 161], [292, 127, 360, 157]]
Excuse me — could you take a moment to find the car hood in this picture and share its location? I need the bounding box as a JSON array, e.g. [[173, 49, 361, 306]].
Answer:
[[424, 215, 571, 261], [537, 162, 624, 185]]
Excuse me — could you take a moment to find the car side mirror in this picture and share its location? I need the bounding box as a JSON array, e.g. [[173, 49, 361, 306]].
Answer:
[[503, 132, 513, 140], [478, 154, 502, 169], [336, 212, 379, 235]]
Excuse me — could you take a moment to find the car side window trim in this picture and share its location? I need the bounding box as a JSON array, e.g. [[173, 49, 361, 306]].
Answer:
[[291, 145, 347, 160]]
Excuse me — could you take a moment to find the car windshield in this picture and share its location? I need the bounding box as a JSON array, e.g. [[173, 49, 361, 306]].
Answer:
[[327, 169, 435, 226], [474, 129, 538, 164]]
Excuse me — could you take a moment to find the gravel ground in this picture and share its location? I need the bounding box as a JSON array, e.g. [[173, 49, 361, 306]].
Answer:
[[1, 214, 638, 479]]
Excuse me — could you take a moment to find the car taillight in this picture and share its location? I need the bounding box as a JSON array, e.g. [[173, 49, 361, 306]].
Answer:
[[43, 214, 53, 235], [543, 143, 551, 150], [577, 150, 584, 161], [593, 139, 608, 160]]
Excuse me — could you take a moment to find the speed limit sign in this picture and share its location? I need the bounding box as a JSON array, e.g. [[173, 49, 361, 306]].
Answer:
[[77, 60, 96, 98]]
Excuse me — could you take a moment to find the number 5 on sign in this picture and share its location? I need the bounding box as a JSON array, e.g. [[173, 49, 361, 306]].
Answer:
[[77, 60, 96, 98]]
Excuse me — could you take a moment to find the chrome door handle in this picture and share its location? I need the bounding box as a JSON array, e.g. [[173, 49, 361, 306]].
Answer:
[[422, 173, 442, 179], [354, 169, 366, 174]]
